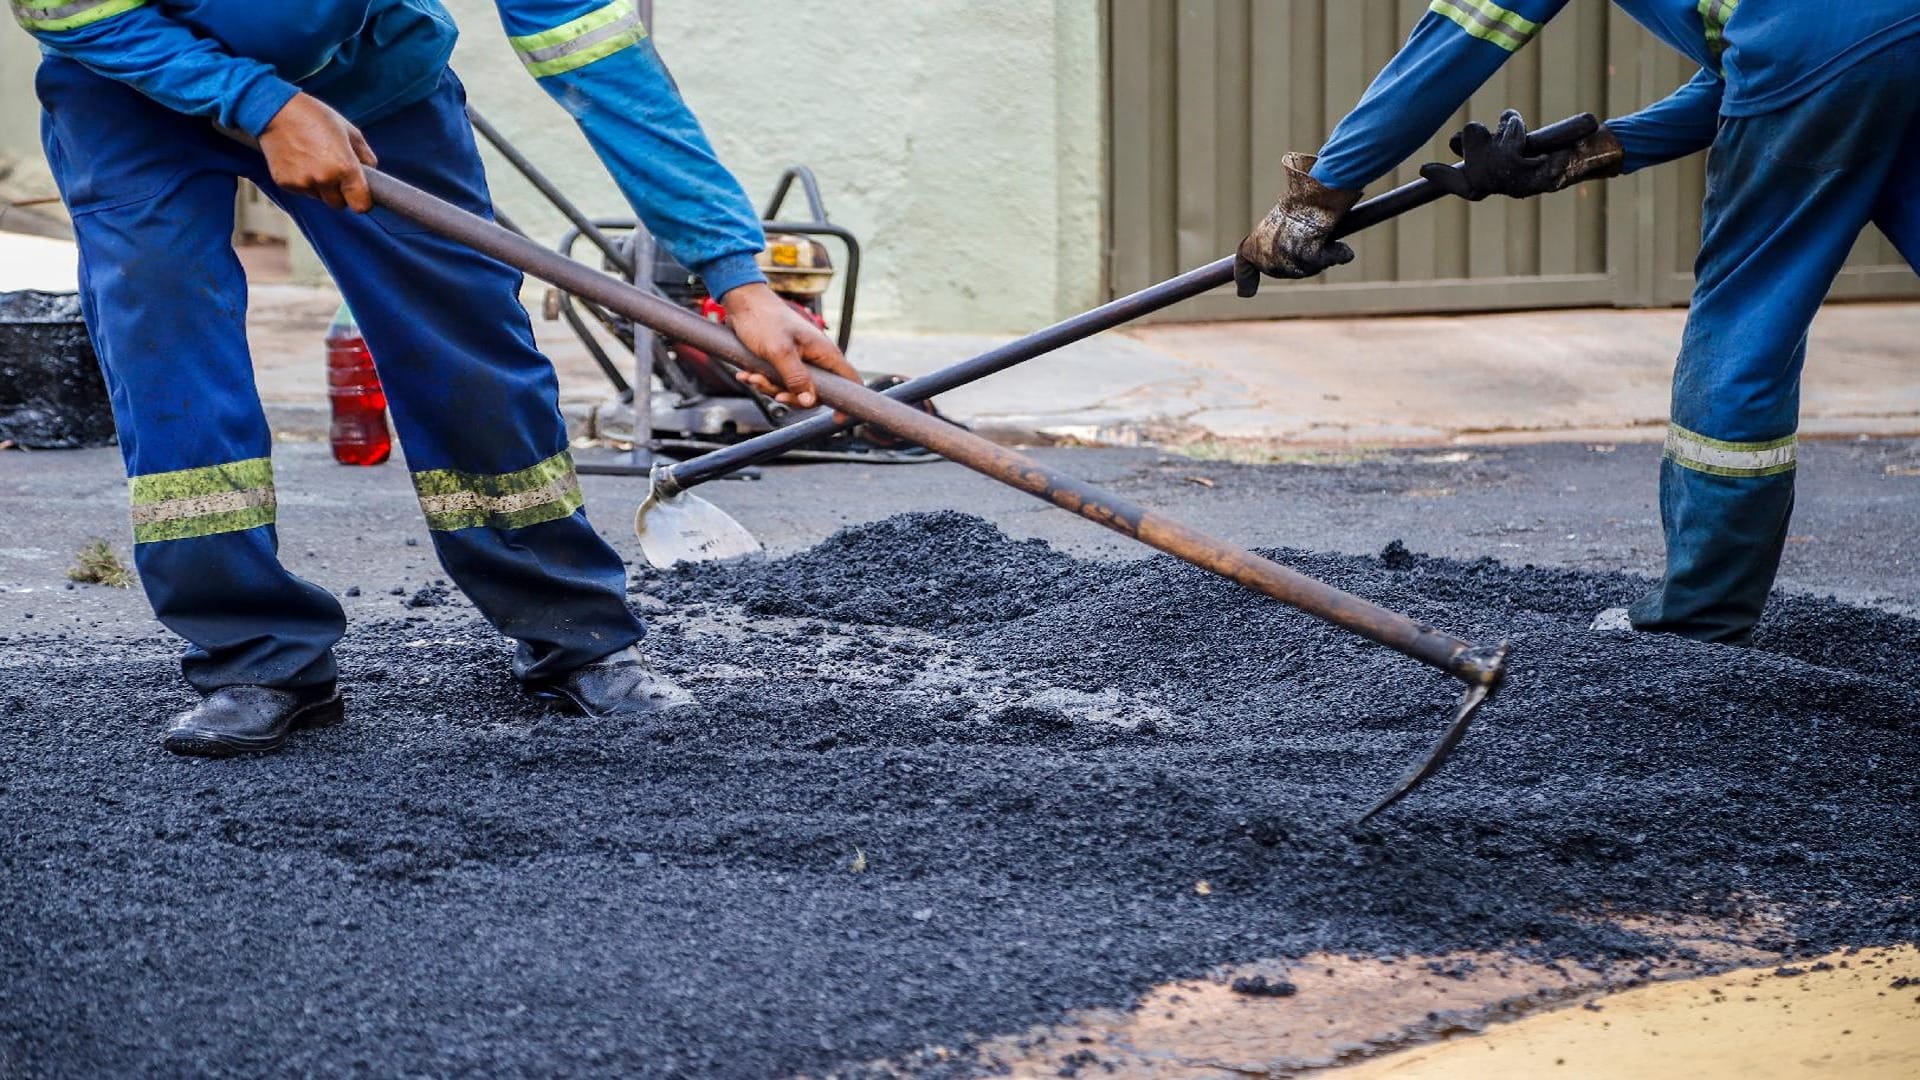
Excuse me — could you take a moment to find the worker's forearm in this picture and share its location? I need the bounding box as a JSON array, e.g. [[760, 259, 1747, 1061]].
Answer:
[[494, 0, 767, 295], [1311, 1, 1572, 192], [553, 47, 766, 294], [1605, 68, 1727, 173]]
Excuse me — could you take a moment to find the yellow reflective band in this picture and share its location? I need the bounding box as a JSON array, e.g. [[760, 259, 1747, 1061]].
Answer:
[[1429, 0, 1541, 53], [1698, 0, 1740, 66], [12, 0, 145, 33], [128, 457, 277, 544], [412, 450, 585, 532], [509, 0, 647, 78], [1663, 423, 1796, 478]]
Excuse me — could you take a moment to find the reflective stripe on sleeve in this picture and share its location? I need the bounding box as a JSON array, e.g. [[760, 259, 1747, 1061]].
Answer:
[[1663, 423, 1795, 478], [128, 457, 277, 543], [508, 0, 647, 78], [12, 0, 145, 32], [1698, 0, 1740, 66], [413, 450, 585, 531], [1428, 0, 1543, 52]]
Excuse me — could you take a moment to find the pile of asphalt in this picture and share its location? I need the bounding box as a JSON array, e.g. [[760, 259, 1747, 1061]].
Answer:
[[0, 289, 114, 449], [4, 512, 1915, 1077]]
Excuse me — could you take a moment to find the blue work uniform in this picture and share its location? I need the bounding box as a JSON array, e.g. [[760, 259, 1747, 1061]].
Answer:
[[1309, 0, 1920, 644], [15, 0, 651, 691], [489, 0, 767, 299]]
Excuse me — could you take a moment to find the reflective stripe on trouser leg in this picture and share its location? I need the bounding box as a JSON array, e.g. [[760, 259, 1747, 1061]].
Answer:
[[272, 71, 644, 681], [38, 58, 345, 690], [413, 450, 584, 532], [508, 0, 647, 77], [129, 457, 276, 543], [1662, 424, 1795, 478]]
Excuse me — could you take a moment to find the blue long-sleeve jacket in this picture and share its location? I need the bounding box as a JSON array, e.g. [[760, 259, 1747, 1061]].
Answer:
[[1313, 0, 1920, 191], [13, 0, 766, 297], [13, 1, 455, 136]]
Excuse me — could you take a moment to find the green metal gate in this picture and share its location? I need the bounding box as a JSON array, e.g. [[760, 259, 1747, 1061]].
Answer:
[[1106, 0, 1920, 319]]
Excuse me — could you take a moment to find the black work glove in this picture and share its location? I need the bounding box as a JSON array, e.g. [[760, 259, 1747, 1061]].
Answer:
[[1419, 110, 1624, 202], [1235, 152, 1364, 298]]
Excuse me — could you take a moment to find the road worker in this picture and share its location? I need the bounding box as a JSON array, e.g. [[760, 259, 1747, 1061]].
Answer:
[[12, 0, 856, 754], [1236, 0, 1920, 644]]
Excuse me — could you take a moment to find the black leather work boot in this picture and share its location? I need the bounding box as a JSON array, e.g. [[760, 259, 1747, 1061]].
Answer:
[[526, 646, 696, 718], [161, 683, 345, 758]]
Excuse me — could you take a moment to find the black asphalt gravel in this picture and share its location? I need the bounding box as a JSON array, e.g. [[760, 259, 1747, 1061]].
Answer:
[[4, 510, 1917, 1077], [0, 291, 115, 450]]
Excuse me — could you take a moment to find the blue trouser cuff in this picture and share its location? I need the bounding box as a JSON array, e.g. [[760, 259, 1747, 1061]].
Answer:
[[1629, 459, 1796, 645], [138, 529, 346, 693], [427, 514, 647, 683]]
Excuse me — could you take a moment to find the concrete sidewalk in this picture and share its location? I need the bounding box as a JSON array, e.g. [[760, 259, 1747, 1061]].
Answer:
[[230, 285, 1920, 449]]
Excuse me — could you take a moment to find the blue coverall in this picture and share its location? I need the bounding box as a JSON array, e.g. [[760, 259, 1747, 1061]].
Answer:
[[1311, 0, 1920, 643], [10, 0, 740, 691]]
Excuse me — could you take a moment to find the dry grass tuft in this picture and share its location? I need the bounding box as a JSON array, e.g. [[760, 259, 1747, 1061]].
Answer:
[[68, 539, 132, 588]]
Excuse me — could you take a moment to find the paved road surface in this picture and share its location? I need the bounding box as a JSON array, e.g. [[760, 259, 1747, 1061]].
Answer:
[[6, 439, 1914, 635]]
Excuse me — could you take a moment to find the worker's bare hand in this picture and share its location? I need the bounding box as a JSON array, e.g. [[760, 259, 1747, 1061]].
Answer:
[[722, 282, 860, 410], [259, 93, 377, 213]]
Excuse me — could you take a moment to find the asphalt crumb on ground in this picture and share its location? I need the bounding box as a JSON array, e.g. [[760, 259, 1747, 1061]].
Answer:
[[3, 511, 1916, 1076]]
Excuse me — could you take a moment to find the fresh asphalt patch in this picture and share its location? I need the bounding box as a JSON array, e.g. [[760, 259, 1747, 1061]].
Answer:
[[3, 512, 1916, 1076]]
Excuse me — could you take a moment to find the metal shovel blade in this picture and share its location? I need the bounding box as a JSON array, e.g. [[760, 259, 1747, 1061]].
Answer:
[[635, 467, 764, 569]]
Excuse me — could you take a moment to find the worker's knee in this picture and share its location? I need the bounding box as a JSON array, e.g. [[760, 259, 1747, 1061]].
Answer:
[[1668, 302, 1809, 444]]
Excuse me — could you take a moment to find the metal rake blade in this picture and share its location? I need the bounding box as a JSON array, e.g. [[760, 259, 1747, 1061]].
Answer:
[[1355, 642, 1510, 826]]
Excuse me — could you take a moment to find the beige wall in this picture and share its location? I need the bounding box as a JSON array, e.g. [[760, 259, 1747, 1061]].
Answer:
[[447, 0, 1107, 333], [2, 4, 1107, 333], [1, 30, 51, 196]]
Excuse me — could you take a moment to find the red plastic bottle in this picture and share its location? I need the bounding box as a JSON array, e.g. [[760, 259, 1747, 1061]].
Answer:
[[325, 305, 392, 466]]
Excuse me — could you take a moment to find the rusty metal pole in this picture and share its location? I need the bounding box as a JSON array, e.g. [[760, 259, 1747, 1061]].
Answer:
[[363, 167, 1509, 819]]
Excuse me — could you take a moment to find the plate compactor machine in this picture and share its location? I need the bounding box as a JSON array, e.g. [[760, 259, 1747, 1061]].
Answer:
[[555, 177, 943, 465], [477, 110, 948, 471], [326, 110, 949, 473]]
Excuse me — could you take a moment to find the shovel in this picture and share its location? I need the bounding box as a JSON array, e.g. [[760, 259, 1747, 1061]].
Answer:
[[635, 114, 1604, 568], [361, 167, 1526, 821]]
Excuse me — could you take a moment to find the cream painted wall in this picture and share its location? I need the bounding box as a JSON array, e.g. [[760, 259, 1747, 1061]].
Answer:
[[1, 31, 50, 193], [0, 4, 1106, 332], [445, 0, 1106, 333]]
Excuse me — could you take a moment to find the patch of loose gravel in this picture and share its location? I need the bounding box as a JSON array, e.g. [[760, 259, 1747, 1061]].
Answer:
[[3, 513, 1915, 1077]]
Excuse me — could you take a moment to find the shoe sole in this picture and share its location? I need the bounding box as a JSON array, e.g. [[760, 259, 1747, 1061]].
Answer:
[[161, 693, 345, 759], [525, 684, 696, 720], [526, 684, 588, 716]]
